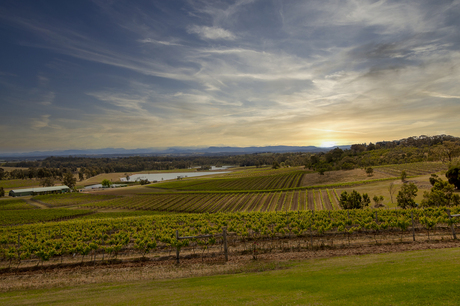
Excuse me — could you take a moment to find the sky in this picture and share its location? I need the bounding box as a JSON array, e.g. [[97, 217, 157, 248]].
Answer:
[[0, 0, 459, 153]]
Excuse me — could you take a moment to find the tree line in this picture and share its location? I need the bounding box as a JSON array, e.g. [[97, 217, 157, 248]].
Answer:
[[306, 136, 460, 174]]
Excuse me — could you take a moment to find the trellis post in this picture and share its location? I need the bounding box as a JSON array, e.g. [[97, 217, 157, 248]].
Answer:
[[176, 230, 180, 264], [446, 209, 457, 240], [223, 227, 228, 262]]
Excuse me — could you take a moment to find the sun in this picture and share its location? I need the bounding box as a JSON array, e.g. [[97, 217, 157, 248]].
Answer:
[[320, 141, 337, 148]]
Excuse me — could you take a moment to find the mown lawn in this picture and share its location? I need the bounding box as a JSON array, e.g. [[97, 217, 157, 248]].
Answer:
[[1, 247, 459, 305]]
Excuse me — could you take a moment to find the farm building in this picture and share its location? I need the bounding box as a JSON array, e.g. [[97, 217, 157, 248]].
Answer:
[[9, 186, 71, 197]]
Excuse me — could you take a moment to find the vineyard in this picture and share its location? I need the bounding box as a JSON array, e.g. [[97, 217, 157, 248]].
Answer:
[[374, 162, 447, 177], [153, 170, 306, 191], [80, 189, 345, 213], [0, 199, 35, 211], [32, 193, 119, 207], [1, 208, 459, 268], [0, 209, 94, 226]]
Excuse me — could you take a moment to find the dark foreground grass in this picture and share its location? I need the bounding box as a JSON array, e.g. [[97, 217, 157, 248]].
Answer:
[[1, 247, 459, 305]]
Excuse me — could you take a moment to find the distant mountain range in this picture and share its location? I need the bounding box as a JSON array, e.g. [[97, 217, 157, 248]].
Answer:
[[0, 145, 350, 159]]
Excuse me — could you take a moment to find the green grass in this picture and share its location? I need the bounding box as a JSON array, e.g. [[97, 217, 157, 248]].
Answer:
[[0, 179, 39, 190], [1, 247, 459, 305]]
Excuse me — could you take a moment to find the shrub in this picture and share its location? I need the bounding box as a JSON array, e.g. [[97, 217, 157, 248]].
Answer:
[[339, 190, 370, 209]]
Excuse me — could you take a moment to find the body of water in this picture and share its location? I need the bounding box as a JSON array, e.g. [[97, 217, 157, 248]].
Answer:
[[84, 183, 127, 189], [120, 171, 229, 182]]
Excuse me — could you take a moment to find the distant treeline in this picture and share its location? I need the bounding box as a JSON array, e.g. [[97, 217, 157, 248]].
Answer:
[[0, 153, 308, 181], [1, 135, 459, 182], [306, 135, 460, 173]]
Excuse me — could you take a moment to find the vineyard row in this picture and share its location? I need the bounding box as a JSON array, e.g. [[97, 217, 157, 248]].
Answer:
[[1, 207, 459, 268], [80, 189, 343, 213]]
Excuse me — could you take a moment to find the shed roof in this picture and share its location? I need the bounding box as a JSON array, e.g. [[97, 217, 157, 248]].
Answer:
[[10, 185, 70, 193]]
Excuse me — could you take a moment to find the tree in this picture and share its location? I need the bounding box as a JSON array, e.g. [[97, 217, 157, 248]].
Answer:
[[400, 170, 407, 182], [388, 182, 396, 203], [0, 187, 4, 197], [421, 179, 460, 207], [366, 167, 374, 177], [445, 167, 460, 189], [102, 179, 112, 188], [362, 193, 371, 207], [429, 174, 442, 186], [78, 171, 85, 181], [40, 177, 55, 187], [339, 190, 370, 209], [63, 172, 77, 189], [441, 141, 460, 162], [396, 183, 418, 208], [0, 168, 4, 180], [139, 179, 150, 185], [272, 161, 280, 169]]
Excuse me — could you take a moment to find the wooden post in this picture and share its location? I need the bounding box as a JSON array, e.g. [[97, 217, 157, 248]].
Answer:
[[347, 210, 350, 219], [375, 211, 378, 223], [175, 230, 180, 264], [223, 227, 228, 262], [411, 211, 416, 241], [18, 234, 20, 248], [446, 209, 457, 240]]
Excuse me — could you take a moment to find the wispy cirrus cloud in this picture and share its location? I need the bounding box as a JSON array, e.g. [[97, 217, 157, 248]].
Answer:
[[0, 0, 459, 152], [138, 38, 183, 46], [187, 25, 236, 40]]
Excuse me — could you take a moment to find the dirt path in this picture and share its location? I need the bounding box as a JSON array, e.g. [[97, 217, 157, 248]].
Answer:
[[26, 199, 49, 209]]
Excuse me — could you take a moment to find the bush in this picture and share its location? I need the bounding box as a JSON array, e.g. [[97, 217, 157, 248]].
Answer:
[[139, 179, 150, 185], [339, 190, 370, 209], [421, 179, 460, 207], [445, 167, 460, 189], [366, 167, 374, 177]]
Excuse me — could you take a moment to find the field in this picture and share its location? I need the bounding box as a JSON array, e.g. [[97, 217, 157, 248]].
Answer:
[[80, 189, 343, 212], [0, 199, 35, 210], [152, 169, 306, 191], [0, 161, 458, 304], [32, 193, 119, 207], [0, 209, 93, 226], [0, 179, 40, 190]]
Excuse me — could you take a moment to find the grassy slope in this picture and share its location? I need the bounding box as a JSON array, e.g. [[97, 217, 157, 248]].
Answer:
[[2, 247, 459, 305], [0, 179, 40, 190]]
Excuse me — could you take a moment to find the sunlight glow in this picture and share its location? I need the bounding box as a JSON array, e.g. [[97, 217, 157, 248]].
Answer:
[[320, 141, 337, 148]]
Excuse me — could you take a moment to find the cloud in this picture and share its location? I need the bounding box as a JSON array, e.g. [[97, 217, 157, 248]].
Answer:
[[31, 115, 51, 129], [138, 38, 182, 46], [37, 75, 49, 86], [1, 0, 460, 151], [424, 92, 460, 99], [38, 91, 55, 106], [187, 25, 236, 40]]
